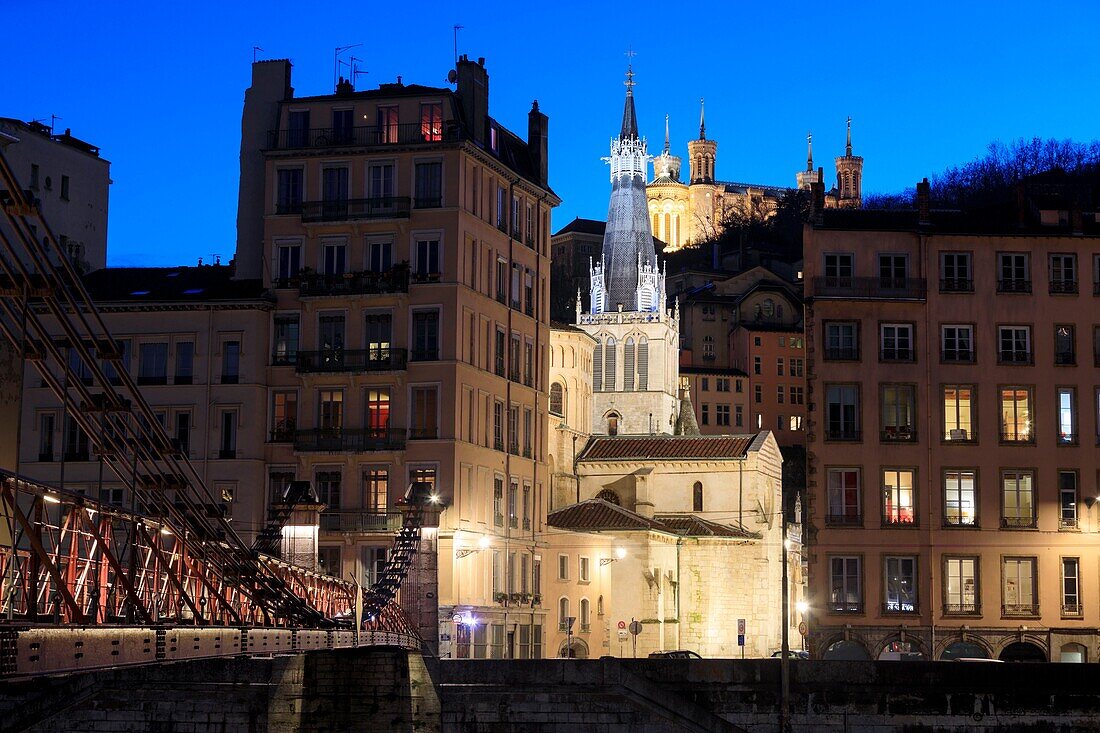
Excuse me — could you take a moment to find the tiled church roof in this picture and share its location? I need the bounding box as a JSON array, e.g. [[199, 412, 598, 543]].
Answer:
[[547, 499, 758, 539], [578, 435, 754, 462]]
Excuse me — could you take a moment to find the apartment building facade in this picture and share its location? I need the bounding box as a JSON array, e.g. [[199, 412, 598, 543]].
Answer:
[[236, 56, 559, 656], [16, 266, 272, 542], [805, 187, 1100, 662]]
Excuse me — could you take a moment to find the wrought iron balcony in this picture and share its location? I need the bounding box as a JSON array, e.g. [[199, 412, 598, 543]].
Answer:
[[267, 122, 461, 150], [999, 430, 1034, 444], [269, 424, 296, 443], [998, 349, 1032, 365], [320, 510, 403, 533], [296, 348, 407, 374], [997, 278, 1031, 293], [294, 428, 405, 452], [1055, 351, 1076, 365], [299, 268, 410, 297], [824, 346, 860, 361], [825, 427, 862, 442], [812, 276, 926, 300], [939, 278, 973, 292], [941, 348, 974, 363], [408, 427, 438, 440], [879, 348, 914, 362], [1000, 515, 1037, 529], [827, 601, 863, 614], [942, 602, 980, 616], [299, 197, 411, 223], [882, 513, 917, 527], [1002, 602, 1039, 617], [1049, 278, 1078, 294], [825, 513, 862, 527], [1062, 602, 1083, 617], [881, 426, 917, 443]]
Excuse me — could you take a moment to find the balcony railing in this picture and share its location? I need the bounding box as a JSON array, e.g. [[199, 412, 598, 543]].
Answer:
[[997, 278, 1031, 293], [827, 602, 863, 614], [825, 427, 862, 442], [267, 123, 461, 150], [299, 197, 411, 223], [299, 268, 410, 296], [882, 514, 917, 527], [999, 431, 1034, 444], [410, 348, 439, 362], [1049, 279, 1079, 294], [940, 278, 973, 292], [880, 348, 914, 362], [320, 510, 403, 533], [294, 428, 405, 452], [812, 276, 926, 300], [269, 425, 296, 443], [942, 602, 980, 616], [296, 348, 407, 374], [941, 348, 974, 363], [998, 349, 1032, 365], [408, 427, 438, 440], [1055, 351, 1076, 365], [1003, 602, 1039, 617], [824, 346, 859, 360], [825, 513, 862, 526], [881, 426, 917, 442], [1001, 515, 1037, 529], [1062, 602, 1083, 617]]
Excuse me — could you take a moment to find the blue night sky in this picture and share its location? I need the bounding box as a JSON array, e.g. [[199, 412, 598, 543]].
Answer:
[[6, 0, 1099, 267]]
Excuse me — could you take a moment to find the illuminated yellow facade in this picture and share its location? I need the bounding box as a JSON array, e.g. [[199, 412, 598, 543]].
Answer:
[[647, 108, 863, 251]]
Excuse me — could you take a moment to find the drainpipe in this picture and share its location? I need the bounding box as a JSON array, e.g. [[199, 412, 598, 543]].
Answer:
[[920, 229, 936, 660]]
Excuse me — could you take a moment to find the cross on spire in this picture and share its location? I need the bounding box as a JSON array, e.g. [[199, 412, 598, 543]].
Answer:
[[624, 48, 636, 94], [698, 97, 706, 140], [806, 131, 813, 171]]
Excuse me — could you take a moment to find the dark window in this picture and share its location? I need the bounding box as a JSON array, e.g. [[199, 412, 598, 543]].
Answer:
[[414, 162, 442, 208], [221, 341, 240, 383], [692, 482, 703, 512], [287, 110, 310, 147], [273, 315, 299, 365], [276, 169, 303, 213], [412, 311, 439, 361]]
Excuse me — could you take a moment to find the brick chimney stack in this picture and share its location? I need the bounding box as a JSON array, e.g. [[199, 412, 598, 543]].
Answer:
[[916, 178, 931, 226], [456, 55, 489, 146], [810, 167, 826, 225], [528, 100, 549, 188]]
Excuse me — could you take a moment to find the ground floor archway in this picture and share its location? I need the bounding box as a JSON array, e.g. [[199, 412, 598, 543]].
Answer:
[[940, 641, 989, 660], [999, 641, 1046, 662], [559, 638, 589, 659], [822, 639, 870, 660]]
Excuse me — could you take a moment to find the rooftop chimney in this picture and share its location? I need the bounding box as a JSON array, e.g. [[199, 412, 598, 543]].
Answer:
[[456, 54, 489, 146], [916, 178, 931, 226], [810, 167, 825, 225], [528, 100, 549, 187]]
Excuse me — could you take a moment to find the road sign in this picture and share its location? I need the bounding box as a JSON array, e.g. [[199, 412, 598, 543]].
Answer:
[[737, 618, 746, 635], [566, 616, 576, 631], [737, 634, 745, 646], [618, 630, 628, 641], [628, 620, 642, 636], [617, 620, 626, 630], [798, 621, 808, 637]]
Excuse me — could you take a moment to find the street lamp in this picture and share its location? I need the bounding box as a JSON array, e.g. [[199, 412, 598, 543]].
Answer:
[[600, 546, 627, 566], [456, 535, 491, 559]]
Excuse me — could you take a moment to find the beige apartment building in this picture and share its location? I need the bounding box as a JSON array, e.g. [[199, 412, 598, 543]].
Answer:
[[235, 56, 558, 656], [16, 265, 272, 542], [805, 179, 1100, 662]]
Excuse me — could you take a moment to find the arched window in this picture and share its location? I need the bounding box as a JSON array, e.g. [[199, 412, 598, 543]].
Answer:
[[693, 481, 703, 512], [604, 337, 617, 391], [558, 597, 569, 627], [593, 340, 603, 392], [579, 598, 590, 630], [596, 489, 621, 505], [623, 337, 636, 391], [549, 383, 565, 416], [637, 338, 649, 390], [607, 413, 620, 436]]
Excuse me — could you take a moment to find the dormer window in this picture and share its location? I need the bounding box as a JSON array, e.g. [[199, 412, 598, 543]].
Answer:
[[490, 126, 498, 152], [420, 103, 442, 142]]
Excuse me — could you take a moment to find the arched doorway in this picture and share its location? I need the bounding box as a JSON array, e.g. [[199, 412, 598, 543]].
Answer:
[[877, 639, 925, 661], [1060, 643, 1087, 663], [999, 641, 1046, 662], [941, 641, 989, 661], [822, 639, 870, 660], [559, 638, 589, 659]]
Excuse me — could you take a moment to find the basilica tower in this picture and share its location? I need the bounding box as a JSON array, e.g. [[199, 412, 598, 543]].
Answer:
[[579, 66, 680, 436], [834, 117, 863, 208]]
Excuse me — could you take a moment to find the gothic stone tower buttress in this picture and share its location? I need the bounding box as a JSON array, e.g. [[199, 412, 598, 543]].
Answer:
[[580, 68, 679, 436], [834, 117, 863, 208]]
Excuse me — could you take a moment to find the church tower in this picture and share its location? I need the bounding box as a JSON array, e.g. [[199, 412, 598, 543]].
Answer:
[[686, 99, 717, 184], [796, 132, 820, 190], [834, 117, 863, 208], [580, 64, 680, 436]]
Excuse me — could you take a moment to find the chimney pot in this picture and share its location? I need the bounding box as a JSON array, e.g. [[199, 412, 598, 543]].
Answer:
[[916, 178, 931, 226], [478, 57, 485, 66]]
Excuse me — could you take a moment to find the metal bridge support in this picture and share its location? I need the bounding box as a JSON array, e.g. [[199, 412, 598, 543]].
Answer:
[[403, 527, 440, 656]]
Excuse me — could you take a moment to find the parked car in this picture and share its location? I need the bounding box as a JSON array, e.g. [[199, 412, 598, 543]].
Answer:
[[649, 650, 702, 659], [771, 650, 810, 659]]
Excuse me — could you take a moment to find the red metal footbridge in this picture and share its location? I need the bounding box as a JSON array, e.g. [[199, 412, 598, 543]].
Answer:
[[0, 148, 429, 678]]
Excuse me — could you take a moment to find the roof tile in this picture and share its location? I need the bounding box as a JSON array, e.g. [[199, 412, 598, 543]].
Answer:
[[578, 435, 754, 462]]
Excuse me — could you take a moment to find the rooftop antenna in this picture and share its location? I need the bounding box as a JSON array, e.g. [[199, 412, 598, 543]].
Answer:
[[453, 25, 464, 66], [350, 56, 368, 89], [50, 114, 63, 135], [252, 46, 264, 63], [334, 44, 363, 91]]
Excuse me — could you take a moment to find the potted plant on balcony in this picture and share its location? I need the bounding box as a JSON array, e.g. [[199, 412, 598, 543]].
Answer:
[[509, 592, 524, 605], [531, 593, 542, 608], [493, 592, 508, 605]]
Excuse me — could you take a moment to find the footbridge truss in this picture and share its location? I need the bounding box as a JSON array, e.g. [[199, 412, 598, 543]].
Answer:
[[0, 145, 430, 678]]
